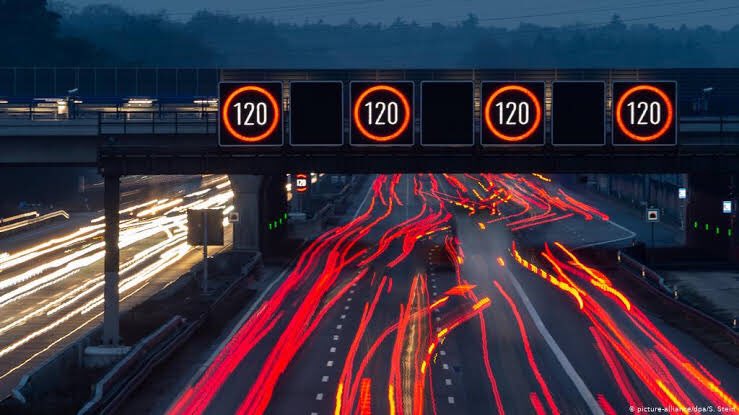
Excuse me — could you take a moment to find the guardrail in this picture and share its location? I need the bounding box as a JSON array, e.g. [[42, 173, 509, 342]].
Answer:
[[76, 252, 262, 415], [617, 250, 738, 344], [77, 316, 187, 415]]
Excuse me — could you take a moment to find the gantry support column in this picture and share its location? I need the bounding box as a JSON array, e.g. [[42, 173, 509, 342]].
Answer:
[[102, 173, 120, 345]]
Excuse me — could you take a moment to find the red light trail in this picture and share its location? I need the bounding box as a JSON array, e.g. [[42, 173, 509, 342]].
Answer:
[[167, 173, 736, 415]]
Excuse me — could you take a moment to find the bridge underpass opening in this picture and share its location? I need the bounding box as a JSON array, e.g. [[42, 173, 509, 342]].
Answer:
[[93, 169, 736, 348]]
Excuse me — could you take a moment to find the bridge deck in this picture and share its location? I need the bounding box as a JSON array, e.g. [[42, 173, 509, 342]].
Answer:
[[2, 110, 739, 173]]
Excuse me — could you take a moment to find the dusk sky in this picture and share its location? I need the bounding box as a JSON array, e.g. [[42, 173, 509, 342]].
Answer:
[[61, 0, 739, 28]]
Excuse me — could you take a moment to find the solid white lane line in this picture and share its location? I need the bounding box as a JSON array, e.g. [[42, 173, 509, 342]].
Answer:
[[502, 269, 605, 415], [352, 175, 375, 218], [574, 220, 637, 250]]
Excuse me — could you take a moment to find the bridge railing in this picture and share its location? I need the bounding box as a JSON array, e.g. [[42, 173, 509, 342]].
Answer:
[[0, 109, 217, 136], [96, 111, 218, 135], [1, 107, 739, 141]]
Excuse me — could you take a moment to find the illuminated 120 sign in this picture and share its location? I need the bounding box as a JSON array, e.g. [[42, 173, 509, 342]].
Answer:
[[481, 82, 545, 146], [219, 82, 283, 146], [350, 82, 414, 146], [613, 82, 677, 146]]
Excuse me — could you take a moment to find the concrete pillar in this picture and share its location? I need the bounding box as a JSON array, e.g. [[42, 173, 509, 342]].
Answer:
[[102, 174, 120, 345], [229, 175, 263, 252]]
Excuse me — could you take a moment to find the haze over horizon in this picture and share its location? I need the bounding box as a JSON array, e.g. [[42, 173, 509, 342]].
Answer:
[[60, 0, 739, 28]]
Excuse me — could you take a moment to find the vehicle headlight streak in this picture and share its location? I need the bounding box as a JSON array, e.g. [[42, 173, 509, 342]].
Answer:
[[0, 180, 234, 376]]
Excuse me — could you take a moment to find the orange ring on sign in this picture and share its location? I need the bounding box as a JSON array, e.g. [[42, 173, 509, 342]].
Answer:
[[353, 84, 411, 142], [222, 85, 280, 143], [484, 85, 542, 142], [615, 84, 673, 142], [296, 174, 308, 193]]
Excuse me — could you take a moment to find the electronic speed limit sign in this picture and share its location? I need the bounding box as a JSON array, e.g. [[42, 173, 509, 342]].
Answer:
[[612, 82, 677, 146], [481, 82, 545, 146], [295, 173, 309, 193], [350, 82, 414, 146], [219, 82, 283, 146]]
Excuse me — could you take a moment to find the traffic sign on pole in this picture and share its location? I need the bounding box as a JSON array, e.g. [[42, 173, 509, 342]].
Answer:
[[723, 200, 734, 214], [228, 211, 240, 223], [295, 173, 309, 193], [646, 208, 660, 222]]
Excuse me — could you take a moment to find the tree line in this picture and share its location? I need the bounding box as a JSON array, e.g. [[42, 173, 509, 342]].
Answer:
[[2, 1, 739, 67]]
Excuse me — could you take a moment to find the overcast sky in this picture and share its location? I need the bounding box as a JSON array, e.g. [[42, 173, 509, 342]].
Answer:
[[62, 0, 739, 28]]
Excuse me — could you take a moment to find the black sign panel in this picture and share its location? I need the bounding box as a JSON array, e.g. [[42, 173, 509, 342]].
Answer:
[[187, 209, 224, 246], [552, 82, 606, 146], [219, 82, 283, 147], [290, 81, 344, 146], [612, 82, 677, 146], [420, 81, 474, 146], [481, 82, 545, 146], [350, 81, 414, 146]]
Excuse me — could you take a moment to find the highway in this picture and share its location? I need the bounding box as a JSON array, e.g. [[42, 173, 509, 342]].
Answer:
[[167, 174, 738, 415], [0, 175, 234, 396]]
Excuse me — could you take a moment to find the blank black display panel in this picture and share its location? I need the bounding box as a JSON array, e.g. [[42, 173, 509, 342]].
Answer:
[[552, 82, 606, 146], [421, 82, 474, 146], [289, 82, 344, 146]]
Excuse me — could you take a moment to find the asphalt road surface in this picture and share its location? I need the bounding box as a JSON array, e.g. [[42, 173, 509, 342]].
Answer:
[[167, 174, 738, 415]]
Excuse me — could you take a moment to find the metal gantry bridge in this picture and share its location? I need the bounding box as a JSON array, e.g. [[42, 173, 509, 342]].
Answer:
[[2, 67, 739, 349]]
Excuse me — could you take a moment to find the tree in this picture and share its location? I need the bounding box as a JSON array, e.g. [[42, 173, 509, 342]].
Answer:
[[0, 0, 100, 65]]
